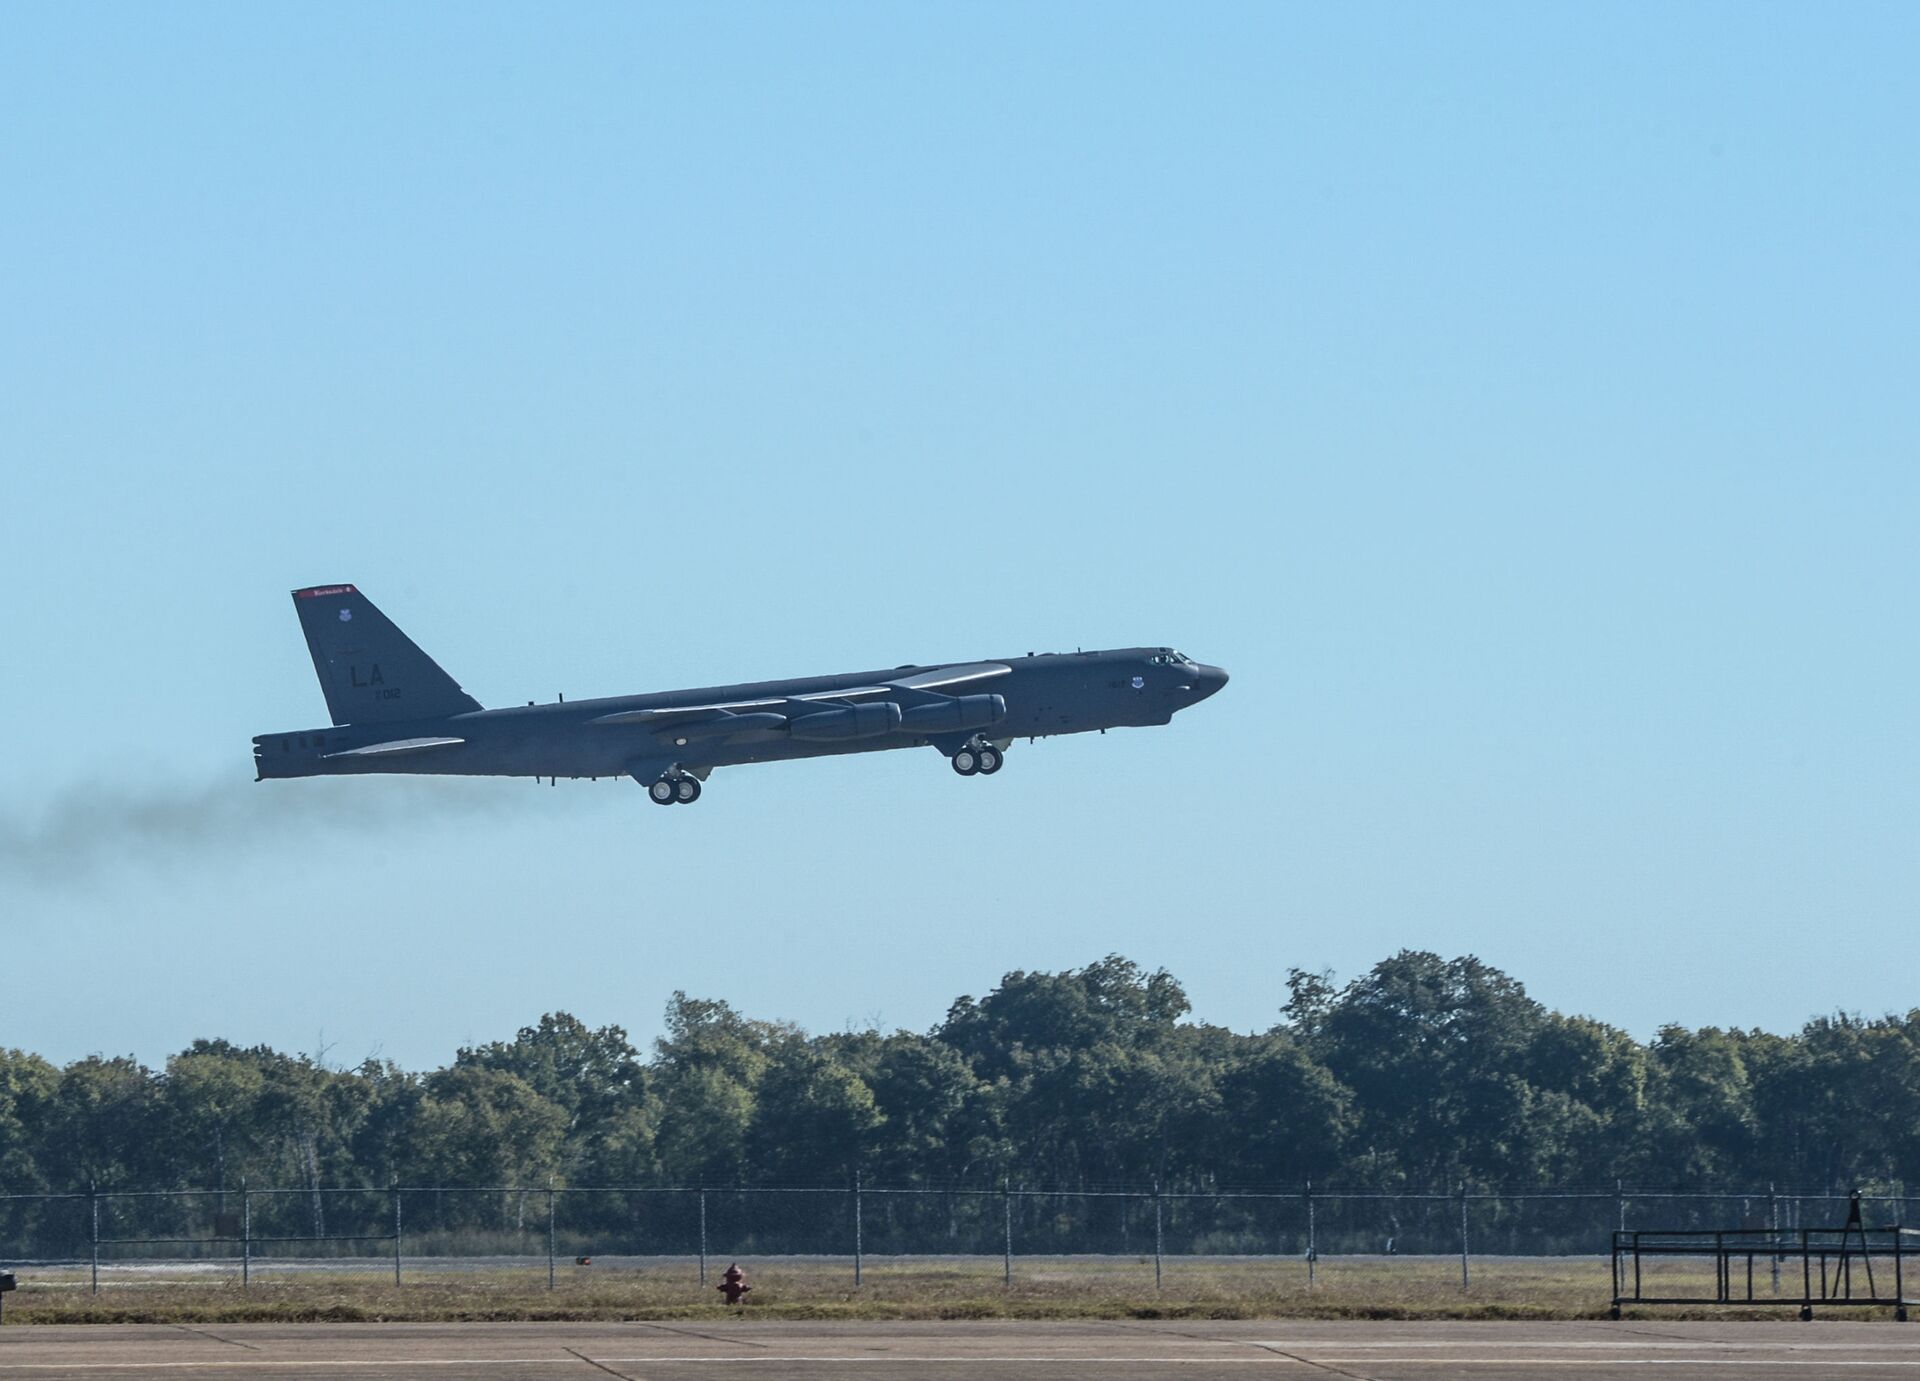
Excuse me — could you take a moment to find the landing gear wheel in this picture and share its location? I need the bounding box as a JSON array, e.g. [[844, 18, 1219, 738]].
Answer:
[[674, 776, 702, 804], [976, 747, 1002, 775], [648, 779, 677, 805], [951, 749, 979, 776]]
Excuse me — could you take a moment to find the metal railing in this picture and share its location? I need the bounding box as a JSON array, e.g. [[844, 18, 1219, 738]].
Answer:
[[1612, 1195, 1918, 1320]]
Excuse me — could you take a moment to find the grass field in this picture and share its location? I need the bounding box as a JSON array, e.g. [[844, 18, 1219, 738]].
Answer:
[[2, 1253, 1896, 1325]]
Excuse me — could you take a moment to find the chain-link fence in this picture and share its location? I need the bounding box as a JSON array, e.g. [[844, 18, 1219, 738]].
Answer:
[[2, 1182, 1907, 1294]]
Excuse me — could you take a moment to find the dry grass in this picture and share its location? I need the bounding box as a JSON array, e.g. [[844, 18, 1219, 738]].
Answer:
[[2, 1253, 1892, 1325]]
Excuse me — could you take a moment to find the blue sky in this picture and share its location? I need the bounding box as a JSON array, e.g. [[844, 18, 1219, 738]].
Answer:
[[3, 3, 1916, 1069]]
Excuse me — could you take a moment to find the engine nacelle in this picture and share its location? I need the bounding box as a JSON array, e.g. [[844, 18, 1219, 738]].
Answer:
[[898, 693, 1006, 734], [789, 702, 904, 740]]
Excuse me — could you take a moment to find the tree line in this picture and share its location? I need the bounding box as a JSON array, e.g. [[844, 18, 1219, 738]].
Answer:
[[3, 951, 1916, 1198]]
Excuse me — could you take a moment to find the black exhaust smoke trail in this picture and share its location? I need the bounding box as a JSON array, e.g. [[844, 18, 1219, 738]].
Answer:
[[0, 777, 563, 888]]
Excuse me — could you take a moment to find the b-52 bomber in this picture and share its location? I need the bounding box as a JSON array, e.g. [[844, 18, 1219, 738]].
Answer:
[[255, 586, 1228, 805]]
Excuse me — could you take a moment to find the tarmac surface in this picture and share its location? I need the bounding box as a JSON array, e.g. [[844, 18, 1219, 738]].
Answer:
[[5, 1319, 1920, 1378]]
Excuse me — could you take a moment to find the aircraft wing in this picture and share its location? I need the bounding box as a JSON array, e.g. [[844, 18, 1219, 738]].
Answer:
[[887, 662, 1012, 692], [323, 736, 466, 758], [587, 689, 885, 730], [587, 663, 1012, 743], [589, 700, 787, 727]]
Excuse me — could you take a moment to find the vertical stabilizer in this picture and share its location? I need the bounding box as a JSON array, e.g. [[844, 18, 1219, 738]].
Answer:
[[292, 585, 483, 726]]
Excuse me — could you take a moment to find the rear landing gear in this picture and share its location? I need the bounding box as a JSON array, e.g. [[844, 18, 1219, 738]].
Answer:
[[950, 740, 1004, 778], [650, 773, 703, 805]]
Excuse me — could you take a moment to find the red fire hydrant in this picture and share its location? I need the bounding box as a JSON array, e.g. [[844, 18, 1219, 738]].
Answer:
[[716, 1263, 751, 1305]]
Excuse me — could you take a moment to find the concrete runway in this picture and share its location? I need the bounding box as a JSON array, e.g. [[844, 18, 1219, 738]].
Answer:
[[5, 1319, 1920, 1378]]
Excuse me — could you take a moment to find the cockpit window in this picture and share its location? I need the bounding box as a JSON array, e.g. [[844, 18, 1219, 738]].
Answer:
[[1147, 651, 1195, 667]]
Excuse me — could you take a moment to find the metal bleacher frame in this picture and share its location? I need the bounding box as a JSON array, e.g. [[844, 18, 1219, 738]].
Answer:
[[1612, 1193, 1916, 1320]]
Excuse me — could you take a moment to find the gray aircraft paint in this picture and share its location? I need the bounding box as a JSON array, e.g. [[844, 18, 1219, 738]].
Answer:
[[255, 586, 1227, 803]]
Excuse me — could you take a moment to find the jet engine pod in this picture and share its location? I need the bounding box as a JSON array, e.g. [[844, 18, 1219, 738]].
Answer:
[[789, 702, 905, 740], [899, 693, 1006, 734]]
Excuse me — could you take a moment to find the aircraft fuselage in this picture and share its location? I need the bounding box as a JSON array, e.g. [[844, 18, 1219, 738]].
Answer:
[[257, 650, 1225, 778], [252, 587, 1227, 803]]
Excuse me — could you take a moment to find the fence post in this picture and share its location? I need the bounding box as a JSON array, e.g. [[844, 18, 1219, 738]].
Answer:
[[1459, 1184, 1470, 1293], [1896, 1219, 1908, 1321], [1770, 1182, 1780, 1292], [1617, 1178, 1626, 1235], [1152, 1182, 1164, 1292], [547, 1178, 557, 1291], [698, 1189, 708, 1286], [1003, 1179, 1013, 1288], [241, 1183, 251, 1289], [1305, 1179, 1316, 1291], [853, 1171, 864, 1288], [392, 1182, 403, 1287], [89, 1181, 99, 1296]]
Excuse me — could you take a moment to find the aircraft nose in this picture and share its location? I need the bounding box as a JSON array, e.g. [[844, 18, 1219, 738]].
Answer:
[[1193, 664, 1229, 700]]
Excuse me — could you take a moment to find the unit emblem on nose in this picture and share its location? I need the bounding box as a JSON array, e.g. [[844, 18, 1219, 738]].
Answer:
[[1131, 676, 1145, 689]]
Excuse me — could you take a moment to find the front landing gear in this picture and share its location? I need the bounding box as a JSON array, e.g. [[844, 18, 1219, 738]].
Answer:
[[949, 740, 1005, 778], [649, 773, 703, 805]]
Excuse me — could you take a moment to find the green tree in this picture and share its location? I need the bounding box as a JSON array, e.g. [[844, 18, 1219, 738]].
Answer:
[[398, 1066, 567, 1186], [1520, 1013, 1652, 1183], [1644, 1025, 1758, 1183], [1748, 1015, 1920, 1189], [1212, 1031, 1351, 1183], [650, 993, 784, 1184], [939, 957, 1213, 1185], [457, 1013, 646, 1139], [1292, 951, 1548, 1185], [343, 1060, 419, 1188], [0, 1048, 59, 1191], [43, 1056, 158, 1188], [746, 1039, 884, 1183], [161, 1042, 267, 1195], [940, 956, 1191, 1081], [835, 1031, 1005, 1183]]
